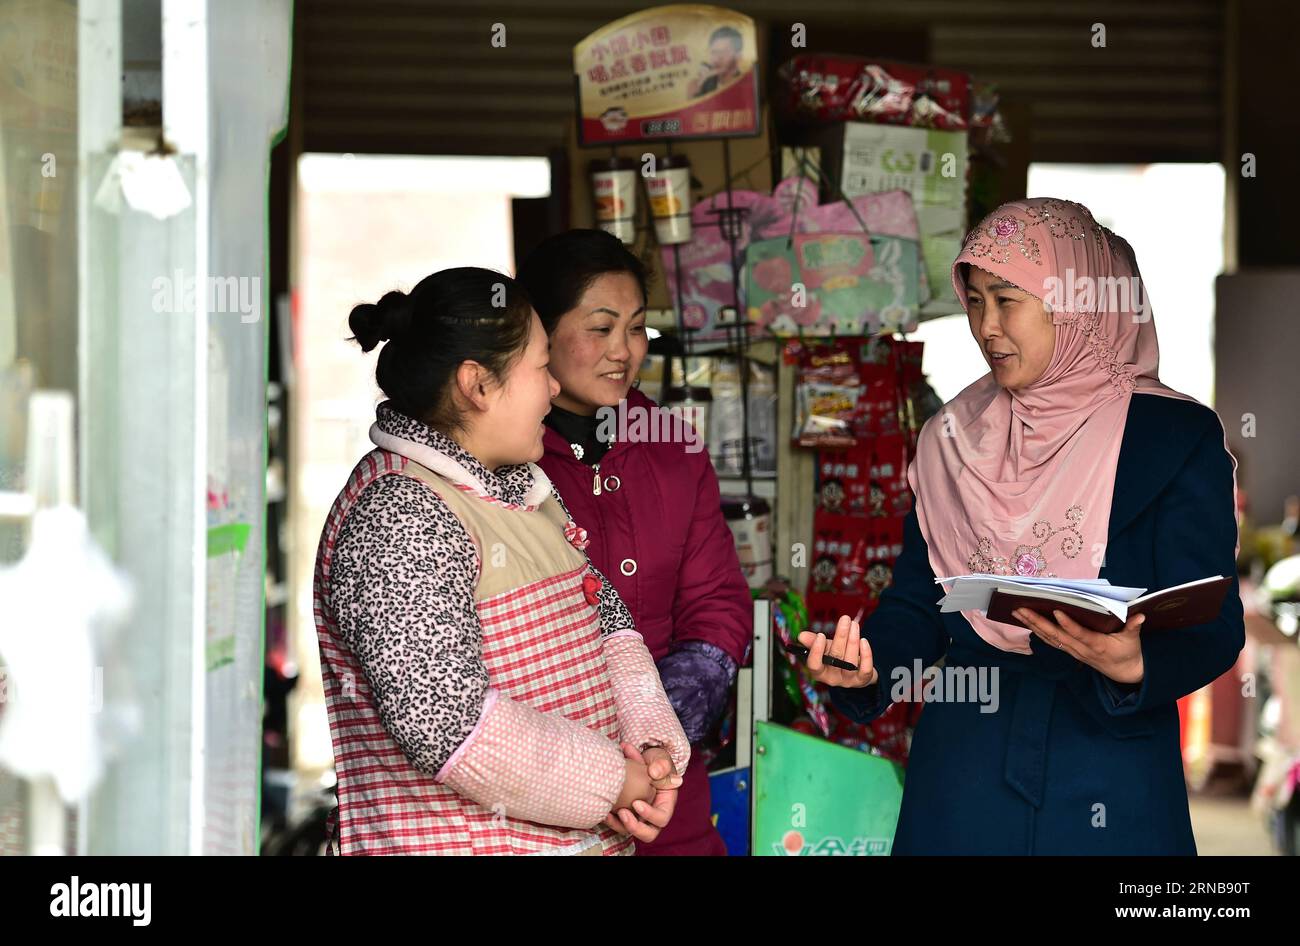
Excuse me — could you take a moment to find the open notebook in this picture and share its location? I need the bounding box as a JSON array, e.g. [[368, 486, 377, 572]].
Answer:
[[935, 574, 1233, 634]]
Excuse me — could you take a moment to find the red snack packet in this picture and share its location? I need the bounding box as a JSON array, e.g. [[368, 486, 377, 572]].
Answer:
[[777, 56, 972, 130], [808, 511, 860, 595], [854, 363, 902, 439], [794, 341, 861, 448], [868, 434, 913, 518]]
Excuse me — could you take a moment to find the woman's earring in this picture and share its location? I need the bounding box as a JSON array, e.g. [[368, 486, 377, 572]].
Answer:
[[633, 378, 641, 389]]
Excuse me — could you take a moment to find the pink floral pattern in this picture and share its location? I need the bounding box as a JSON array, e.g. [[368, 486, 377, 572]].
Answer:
[[967, 505, 1085, 578], [1024, 198, 1103, 250], [961, 212, 1042, 266], [1014, 552, 1042, 577], [989, 215, 1023, 244]]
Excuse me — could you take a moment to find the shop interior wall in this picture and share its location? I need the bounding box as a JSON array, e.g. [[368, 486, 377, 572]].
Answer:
[[1217, 1, 1300, 530], [1215, 272, 1300, 530], [288, 0, 1226, 162], [273, 0, 1237, 308]]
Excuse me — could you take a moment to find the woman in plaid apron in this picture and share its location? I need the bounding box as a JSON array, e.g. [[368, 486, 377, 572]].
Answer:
[[314, 267, 689, 855]]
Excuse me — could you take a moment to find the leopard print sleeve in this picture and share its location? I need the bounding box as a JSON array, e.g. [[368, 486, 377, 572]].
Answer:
[[548, 485, 636, 637], [593, 561, 636, 637], [329, 473, 487, 777]]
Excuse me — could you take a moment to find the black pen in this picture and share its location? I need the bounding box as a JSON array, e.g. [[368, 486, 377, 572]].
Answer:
[[784, 641, 862, 673], [787, 606, 866, 671]]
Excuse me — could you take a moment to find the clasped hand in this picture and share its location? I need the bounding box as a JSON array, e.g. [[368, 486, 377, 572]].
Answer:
[[605, 743, 681, 843]]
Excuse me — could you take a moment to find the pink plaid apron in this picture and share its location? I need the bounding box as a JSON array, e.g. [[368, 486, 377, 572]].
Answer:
[[314, 450, 633, 855]]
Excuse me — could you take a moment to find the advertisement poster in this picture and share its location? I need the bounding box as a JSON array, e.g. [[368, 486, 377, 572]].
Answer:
[[574, 4, 760, 145]]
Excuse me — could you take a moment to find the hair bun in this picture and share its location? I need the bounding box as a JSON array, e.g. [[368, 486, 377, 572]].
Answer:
[[348, 289, 412, 353]]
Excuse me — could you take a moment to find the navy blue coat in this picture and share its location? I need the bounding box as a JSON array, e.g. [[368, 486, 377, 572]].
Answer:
[[832, 393, 1244, 855]]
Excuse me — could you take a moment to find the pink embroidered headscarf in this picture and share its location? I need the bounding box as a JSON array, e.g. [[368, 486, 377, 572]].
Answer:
[[909, 197, 1237, 654]]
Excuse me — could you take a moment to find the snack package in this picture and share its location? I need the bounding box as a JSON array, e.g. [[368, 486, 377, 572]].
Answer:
[[890, 338, 926, 387], [866, 236, 922, 332], [795, 383, 860, 449], [810, 508, 903, 602], [855, 362, 903, 439], [745, 233, 920, 337], [790, 336, 928, 450], [815, 453, 853, 516], [807, 188, 923, 241], [808, 512, 857, 596], [747, 178, 924, 327], [777, 56, 972, 131], [859, 335, 928, 448], [827, 123, 968, 312], [750, 178, 922, 242], [746, 239, 818, 334], [805, 590, 867, 636], [858, 515, 905, 601], [817, 437, 912, 519], [867, 435, 913, 518], [834, 123, 967, 209], [791, 342, 861, 448]]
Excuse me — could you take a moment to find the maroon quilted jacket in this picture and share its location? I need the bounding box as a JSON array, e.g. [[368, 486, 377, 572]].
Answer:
[[539, 388, 752, 856]]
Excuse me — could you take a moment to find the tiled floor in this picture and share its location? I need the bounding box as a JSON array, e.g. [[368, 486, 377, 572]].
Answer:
[[1189, 794, 1277, 855]]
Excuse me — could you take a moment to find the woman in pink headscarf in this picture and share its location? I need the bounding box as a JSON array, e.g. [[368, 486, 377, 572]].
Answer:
[[799, 197, 1244, 854]]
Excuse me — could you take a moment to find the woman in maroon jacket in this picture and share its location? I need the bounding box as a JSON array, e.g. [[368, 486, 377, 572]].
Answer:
[[518, 229, 752, 856]]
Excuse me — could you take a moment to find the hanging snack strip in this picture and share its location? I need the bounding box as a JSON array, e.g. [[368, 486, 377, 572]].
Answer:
[[786, 336, 929, 764], [790, 340, 862, 448]]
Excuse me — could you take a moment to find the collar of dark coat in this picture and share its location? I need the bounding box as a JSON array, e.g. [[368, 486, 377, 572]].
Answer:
[[1107, 393, 1215, 536]]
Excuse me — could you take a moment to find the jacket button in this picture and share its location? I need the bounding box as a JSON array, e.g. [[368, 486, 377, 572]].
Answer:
[[604, 475, 621, 491], [619, 558, 637, 576]]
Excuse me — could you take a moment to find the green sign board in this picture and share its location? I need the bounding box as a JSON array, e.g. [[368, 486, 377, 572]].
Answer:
[[753, 721, 904, 856]]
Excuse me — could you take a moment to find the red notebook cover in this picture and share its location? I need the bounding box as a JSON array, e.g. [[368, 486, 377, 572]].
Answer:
[[985, 576, 1232, 634]]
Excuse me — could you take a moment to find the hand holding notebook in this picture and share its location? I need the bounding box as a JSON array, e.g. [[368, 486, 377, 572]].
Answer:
[[935, 574, 1232, 634]]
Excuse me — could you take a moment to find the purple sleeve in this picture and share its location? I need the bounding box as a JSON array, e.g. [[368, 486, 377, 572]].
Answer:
[[656, 640, 737, 745]]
